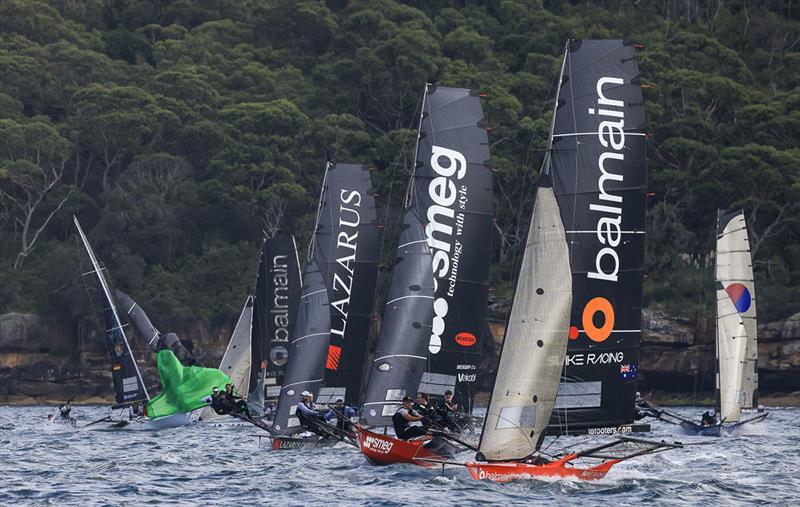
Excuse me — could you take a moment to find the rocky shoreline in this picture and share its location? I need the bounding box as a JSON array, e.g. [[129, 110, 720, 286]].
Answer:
[[2, 308, 799, 407]]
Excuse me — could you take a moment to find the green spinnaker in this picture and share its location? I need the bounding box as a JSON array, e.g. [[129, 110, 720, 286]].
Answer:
[[147, 349, 231, 419]]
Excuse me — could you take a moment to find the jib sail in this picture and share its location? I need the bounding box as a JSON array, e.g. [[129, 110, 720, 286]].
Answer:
[[412, 85, 493, 412], [547, 40, 648, 434], [361, 210, 435, 427], [478, 174, 572, 460], [715, 209, 759, 422], [271, 260, 331, 434], [199, 296, 253, 422], [74, 217, 149, 406], [250, 236, 302, 407], [312, 163, 379, 406]]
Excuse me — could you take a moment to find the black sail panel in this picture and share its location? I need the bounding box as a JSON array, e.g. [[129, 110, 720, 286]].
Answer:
[[74, 217, 148, 405], [271, 260, 331, 435], [547, 39, 647, 434], [413, 85, 492, 411], [314, 163, 379, 406], [361, 210, 435, 426], [250, 236, 302, 403]]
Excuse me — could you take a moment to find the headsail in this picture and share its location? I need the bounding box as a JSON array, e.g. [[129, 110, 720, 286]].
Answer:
[[715, 209, 758, 422], [74, 217, 149, 405], [312, 163, 379, 406], [271, 260, 331, 434], [250, 236, 302, 408], [547, 40, 647, 434], [361, 210, 435, 427], [477, 177, 572, 460], [412, 85, 493, 411], [199, 296, 253, 422]]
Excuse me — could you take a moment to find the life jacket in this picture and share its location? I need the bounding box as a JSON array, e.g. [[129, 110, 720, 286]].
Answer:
[[392, 408, 410, 436]]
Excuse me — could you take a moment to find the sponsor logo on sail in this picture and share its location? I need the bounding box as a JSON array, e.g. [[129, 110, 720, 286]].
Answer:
[[327, 188, 362, 370], [424, 146, 468, 354], [270, 254, 291, 344], [362, 435, 394, 454], [455, 332, 476, 347], [458, 373, 476, 382]]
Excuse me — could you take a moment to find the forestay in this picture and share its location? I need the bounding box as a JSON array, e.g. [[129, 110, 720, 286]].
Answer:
[[715, 209, 759, 422], [478, 178, 572, 461], [412, 85, 493, 411], [272, 260, 331, 434], [361, 210, 435, 427]]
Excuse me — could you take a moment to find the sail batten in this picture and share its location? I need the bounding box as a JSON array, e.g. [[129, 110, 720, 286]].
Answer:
[[361, 210, 435, 426]]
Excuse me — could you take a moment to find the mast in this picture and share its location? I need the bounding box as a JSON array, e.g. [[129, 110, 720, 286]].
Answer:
[[360, 209, 434, 427], [715, 209, 757, 423], [313, 163, 380, 406], [74, 216, 149, 404], [413, 84, 493, 412], [546, 39, 648, 435]]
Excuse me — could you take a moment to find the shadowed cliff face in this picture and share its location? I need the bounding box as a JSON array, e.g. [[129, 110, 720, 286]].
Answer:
[[1, 308, 799, 403]]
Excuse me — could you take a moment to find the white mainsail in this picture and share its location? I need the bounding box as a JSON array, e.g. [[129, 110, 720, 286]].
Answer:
[[477, 180, 572, 460], [715, 210, 758, 423], [198, 297, 253, 422]]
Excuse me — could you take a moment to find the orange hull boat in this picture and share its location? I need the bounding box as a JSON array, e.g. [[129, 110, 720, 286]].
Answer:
[[466, 454, 619, 482], [356, 425, 443, 467]]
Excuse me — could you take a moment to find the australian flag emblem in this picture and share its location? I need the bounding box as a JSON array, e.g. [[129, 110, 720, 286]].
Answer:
[[620, 364, 638, 379]]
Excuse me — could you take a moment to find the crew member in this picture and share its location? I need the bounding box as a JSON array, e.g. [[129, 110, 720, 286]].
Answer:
[[701, 411, 715, 427], [324, 399, 357, 432], [210, 387, 228, 415], [413, 393, 434, 418], [392, 396, 428, 440], [296, 391, 326, 435], [225, 383, 251, 417], [435, 390, 463, 432], [59, 402, 72, 420]]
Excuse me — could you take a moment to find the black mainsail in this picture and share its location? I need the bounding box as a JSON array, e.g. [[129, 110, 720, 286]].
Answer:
[[412, 85, 493, 411], [271, 259, 331, 435], [74, 217, 149, 406], [250, 236, 302, 407], [546, 39, 648, 435], [361, 210, 435, 426], [312, 163, 379, 406]]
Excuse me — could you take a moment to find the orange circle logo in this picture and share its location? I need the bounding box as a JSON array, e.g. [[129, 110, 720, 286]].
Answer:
[[581, 297, 615, 342]]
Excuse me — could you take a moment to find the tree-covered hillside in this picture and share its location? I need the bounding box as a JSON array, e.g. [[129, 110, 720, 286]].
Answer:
[[1, 0, 798, 339]]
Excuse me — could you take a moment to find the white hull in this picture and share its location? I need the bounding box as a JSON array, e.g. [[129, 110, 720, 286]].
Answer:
[[92, 409, 200, 432]]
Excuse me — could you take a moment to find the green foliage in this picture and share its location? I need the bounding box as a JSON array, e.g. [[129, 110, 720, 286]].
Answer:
[[1, 0, 799, 339]]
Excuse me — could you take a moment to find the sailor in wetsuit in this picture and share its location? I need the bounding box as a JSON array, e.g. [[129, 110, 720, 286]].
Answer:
[[59, 402, 72, 421], [413, 393, 434, 419], [296, 391, 327, 435], [324, 399, 357, 432], [393, 396, 428, 440], [434, 390, 465, 432], [701, 411, 715, 427], [210, 387, 228, 415]]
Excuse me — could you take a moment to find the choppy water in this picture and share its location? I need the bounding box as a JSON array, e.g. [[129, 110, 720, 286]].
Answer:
[[0, 405, 797, 505]]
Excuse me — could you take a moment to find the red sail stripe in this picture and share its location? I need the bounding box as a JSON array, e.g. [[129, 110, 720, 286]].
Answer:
[[326, 345, 341, 371]]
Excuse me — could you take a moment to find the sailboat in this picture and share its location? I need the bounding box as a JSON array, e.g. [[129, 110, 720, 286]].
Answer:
[[198, 235, 302, 423], [412, 84, 493, 416], [75, 217, 230, 431], [653, 210, 767, 436], [356, 209, 450, 466], [432, 39, 681, 481]]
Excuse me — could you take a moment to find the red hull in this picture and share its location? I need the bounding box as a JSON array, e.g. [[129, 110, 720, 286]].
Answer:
[[466, 454, 619, 482], [356, 425, 441, 467]]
